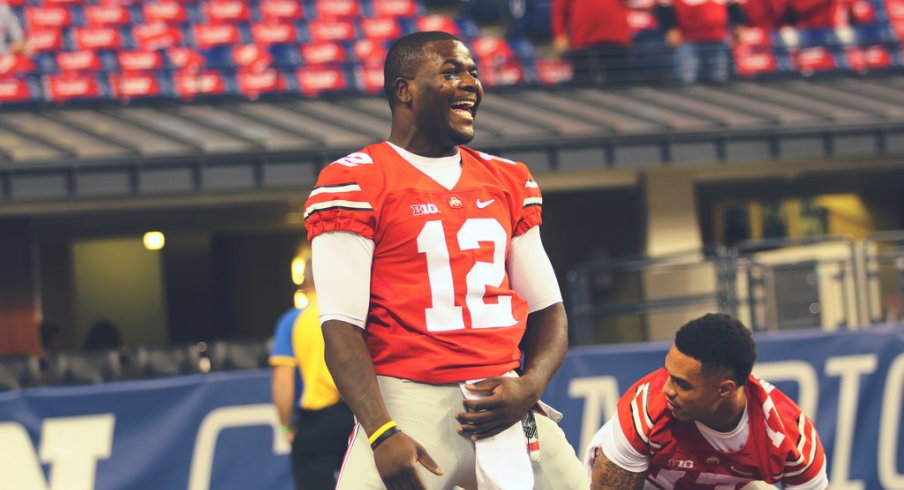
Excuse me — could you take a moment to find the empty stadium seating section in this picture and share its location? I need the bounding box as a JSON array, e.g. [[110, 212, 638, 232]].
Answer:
[[0, 338, 272, 389], [0, 0, 577, 104]]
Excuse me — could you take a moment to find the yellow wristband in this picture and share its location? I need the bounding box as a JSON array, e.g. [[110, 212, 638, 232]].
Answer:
[[368, 421, 398, 445]]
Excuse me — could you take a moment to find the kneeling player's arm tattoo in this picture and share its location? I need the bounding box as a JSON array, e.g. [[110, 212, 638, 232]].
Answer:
[[591, 450, 646, 490]]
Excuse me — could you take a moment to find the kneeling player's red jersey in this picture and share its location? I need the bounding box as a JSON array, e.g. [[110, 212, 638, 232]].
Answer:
[[304, 142, 543, 383], [616, 369, 826, 489]]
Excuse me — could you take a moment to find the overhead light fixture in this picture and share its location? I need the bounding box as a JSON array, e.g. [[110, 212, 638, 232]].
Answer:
[[143, 231, 165, 251]]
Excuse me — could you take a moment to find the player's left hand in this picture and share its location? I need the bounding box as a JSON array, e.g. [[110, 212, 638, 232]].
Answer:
[[455, 376, 540, 441]]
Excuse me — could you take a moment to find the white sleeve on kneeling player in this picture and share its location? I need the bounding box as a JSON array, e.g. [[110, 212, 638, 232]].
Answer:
[[584, 411, 650, 478], [507, 226, 563, 313], [311, 231, 374, 329]]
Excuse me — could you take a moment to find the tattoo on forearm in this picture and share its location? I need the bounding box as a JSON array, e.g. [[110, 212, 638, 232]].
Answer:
[[591, 456, 646, 490], [333, 348, 385, 428]]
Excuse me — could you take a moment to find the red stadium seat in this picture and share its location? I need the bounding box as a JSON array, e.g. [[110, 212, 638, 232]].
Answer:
[[232, 44, 273, 70], [534, 57, 573, 86], [360, 17, 403, 41], [73, 26, 125, 51], [57, 50, 105, 72], [204, 0, 252, 24], [236, 68, 286, 99], [27, 29, 65, 53], [134, 23, 185, 50], [791, 46, 837, 75], [628, 10, 657, 34], [849, 0, 876, 24], [471, 36, 516, 67], [845, 45, 894, 72], [414, 15, 461, 37], [173, 69, 230, 98], [0, 55, 37, 76], [118, 50, 166, 71], [109, 71, 166, 100], [25, 6, 73, 31], [353, 62, 383, 94], [192, 23, 242, 49], [42, 0, 86, 6], [300, 41, 347, 64], [295, 65, 349, 96], [371, 0, 419, 17], [887, 0, 904, 21], [0, 77, 39, 102], [251, 22, 298, 44], [481, 61, 524, 87], [84, 5, 132, 26], [736, 27, 773, 46], [44, 73, 109, 102], [308, 19, 359, 42], [733, 44, 780, 77], [142, 2, 189, 24], [352, 38, 387, 63], [258, 0, 306, 21], [314, 0, 361, 18], [168, 46, 205, 69]]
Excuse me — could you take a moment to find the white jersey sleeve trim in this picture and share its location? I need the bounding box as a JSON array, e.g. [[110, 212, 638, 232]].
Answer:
[[584, 411, 650, 476], [507, 226, 563, 313], [783, 454, 828, 490], [311, 231, 374, 329]]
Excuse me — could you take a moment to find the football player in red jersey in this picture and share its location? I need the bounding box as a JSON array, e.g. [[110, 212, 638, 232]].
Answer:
[[586, 313, 829, 490], [303, 31, 587, 490]]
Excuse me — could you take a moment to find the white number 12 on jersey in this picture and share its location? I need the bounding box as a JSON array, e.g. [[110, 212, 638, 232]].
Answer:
[[416, 218, 517, 331]]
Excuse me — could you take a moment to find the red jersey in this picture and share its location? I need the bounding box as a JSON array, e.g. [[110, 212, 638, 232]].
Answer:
[[552, 0, 632, 48], [304, 142, 542, 384], [664, 0, 731, 42], [616, 369, 827, 489]]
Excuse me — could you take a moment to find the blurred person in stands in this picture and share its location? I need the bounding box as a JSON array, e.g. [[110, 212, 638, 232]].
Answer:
[[742, 0, 791, 30], [40, 321, 62, 356], [83, 319, 123, 350], [269, 246, 353, 490], [0, 1, 26, 55], [585, 313, 829, 490], [552, 0, 633, 86], [304, 31, 587, 489], [656, 0, 746, 84]]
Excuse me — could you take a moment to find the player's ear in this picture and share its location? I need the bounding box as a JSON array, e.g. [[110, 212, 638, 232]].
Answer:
[[395, 77, 413, 105], [718, 380, 736, 398]]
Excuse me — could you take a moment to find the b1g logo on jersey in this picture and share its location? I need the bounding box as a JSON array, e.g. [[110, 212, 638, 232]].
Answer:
[[411, 203, 439, 216], [667, 459, 695, 469]]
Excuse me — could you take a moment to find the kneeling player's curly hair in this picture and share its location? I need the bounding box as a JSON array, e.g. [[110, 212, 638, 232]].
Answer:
[[675, 313, 756, 385]]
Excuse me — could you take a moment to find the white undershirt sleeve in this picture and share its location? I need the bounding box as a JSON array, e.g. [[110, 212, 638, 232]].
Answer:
[[584, 411, 650, 476], [311, 232, 374, 329], [507, 226, 563, 313]]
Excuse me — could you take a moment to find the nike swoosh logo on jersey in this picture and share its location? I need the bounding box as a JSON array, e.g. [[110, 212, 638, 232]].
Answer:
[[476, 199, 495, 209]]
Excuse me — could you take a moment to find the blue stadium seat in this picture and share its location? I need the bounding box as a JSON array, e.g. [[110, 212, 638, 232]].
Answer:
[[204, 339, 270, 371], [46, 350, 122, 385], [0, 355, 42, 390], [132, 343, 204, 378]]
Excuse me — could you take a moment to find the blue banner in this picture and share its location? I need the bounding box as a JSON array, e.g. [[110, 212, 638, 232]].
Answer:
[[0, 371, 292, 490], [1, 327, 902, 489]]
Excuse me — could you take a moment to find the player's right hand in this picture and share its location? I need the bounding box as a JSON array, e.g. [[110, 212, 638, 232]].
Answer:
[[373, 431, 443, 490]]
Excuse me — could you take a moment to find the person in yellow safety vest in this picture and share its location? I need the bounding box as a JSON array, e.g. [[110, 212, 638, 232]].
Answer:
[[269, 246, 354, 490]]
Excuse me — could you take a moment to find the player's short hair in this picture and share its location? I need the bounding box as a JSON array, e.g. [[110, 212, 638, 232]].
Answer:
[[674, 313, 756, 385], [384, 31, 462, 110]]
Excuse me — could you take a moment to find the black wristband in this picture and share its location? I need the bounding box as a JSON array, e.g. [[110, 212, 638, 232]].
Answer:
[[370, 426, 401, 450]]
